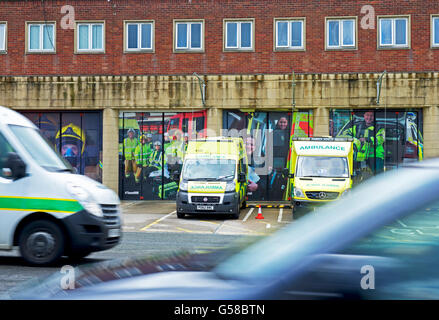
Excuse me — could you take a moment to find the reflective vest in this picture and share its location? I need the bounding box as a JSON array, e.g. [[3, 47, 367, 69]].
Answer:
[[134, 143, 152, 166], [149, 150, 164, 168], [343, 124, 385, 161], [124, 138, 138, 160]]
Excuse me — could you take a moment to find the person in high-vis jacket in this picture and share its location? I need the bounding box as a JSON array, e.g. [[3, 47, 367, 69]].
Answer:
[[123, 128, 138, 179], [342, 111, 385, 173], [134, 134, 152, 183], [148, 141, 165, 169]]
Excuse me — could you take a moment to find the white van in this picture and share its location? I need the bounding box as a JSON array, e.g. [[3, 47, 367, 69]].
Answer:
[[0, 106, 121, 265]]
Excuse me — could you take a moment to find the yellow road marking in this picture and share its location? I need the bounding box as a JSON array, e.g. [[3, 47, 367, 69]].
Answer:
[[140, 211, 176, 231], [176, 227, 195, 233]]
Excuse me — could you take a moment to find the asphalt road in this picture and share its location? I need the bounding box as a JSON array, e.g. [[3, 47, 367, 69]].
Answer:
[[0, 231, 248, 299]]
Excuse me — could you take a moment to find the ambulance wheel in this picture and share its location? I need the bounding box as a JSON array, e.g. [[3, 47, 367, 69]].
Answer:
[[177, 212, 185, 219], [231, 201, 240, 219], [19, 220, 64, 266]]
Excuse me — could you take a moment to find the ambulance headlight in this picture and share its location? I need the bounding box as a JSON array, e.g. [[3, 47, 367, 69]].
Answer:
[[225, 182, 236, 192], [179, 180, 188, 192], [66, 183, 103, 217], [294, 188, 305, 198]]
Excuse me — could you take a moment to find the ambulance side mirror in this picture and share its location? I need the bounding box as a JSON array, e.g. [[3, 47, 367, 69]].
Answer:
[[6, 152, 27, 180], [238, 173, 246, 183]]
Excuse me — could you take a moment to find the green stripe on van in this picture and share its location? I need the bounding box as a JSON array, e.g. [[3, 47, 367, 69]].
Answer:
[[0, 197, 83, 213]]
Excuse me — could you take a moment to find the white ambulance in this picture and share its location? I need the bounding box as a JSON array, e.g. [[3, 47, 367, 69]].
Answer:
[[0, 106, 121, 265]]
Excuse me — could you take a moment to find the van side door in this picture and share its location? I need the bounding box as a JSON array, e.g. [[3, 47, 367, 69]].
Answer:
[[0, 132, 23, 248]]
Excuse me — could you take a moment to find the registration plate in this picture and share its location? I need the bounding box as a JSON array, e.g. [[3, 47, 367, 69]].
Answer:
[[196, 205, 214, 211], [108, 228, 120, 238]]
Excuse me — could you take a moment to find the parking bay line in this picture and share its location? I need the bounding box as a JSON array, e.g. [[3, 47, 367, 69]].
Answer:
[[242, 208, 255, 222], [140, 211, 176, 231], [278, 208, 283, 223]]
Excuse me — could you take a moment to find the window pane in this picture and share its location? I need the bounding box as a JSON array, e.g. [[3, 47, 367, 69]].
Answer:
[[127, 24, 138, 49], [176, 23, 187, 48], [277, 21, 288, 47], [0, 24, 5, 50], [92, 24, 103, 49], [29, 25, 40, 50], [435, 18, 439, 45], [191, 23, 201, 48], [380, 19, 392, 45], [141, 23, 152, 49], [342, 20, 354, 46], [42, 24, 54, 50], [328, 21, 339, 46], [395, 19, 407, 45], [226, 22, 238, 47], [78, 25, 89, 49], [241, 22, 252, 48], [291, 21, 302, 47]]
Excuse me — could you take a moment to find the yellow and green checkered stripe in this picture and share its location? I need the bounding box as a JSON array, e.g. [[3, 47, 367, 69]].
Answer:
[[0, 196, 83, 214]]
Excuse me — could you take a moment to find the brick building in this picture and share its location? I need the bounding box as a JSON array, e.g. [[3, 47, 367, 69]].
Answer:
[[0, 0, 438, 202]]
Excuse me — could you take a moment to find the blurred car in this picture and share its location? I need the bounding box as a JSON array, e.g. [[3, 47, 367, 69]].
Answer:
[[14, 158, 439, 299]]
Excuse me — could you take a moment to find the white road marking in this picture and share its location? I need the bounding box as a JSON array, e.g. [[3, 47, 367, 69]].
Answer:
[[397, 219, 408, 228], [278, 208, 283, 223], [140, 211, 176, 231], [266, 223, 271, 229], [242, 208, 255, 222]]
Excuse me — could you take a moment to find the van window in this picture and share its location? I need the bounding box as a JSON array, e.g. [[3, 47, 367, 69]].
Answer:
[[0, 133, 15, 179], [8, 125, 71, 172]]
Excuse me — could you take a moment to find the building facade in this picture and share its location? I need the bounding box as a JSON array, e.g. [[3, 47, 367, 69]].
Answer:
[[0, 0, 438, 201]]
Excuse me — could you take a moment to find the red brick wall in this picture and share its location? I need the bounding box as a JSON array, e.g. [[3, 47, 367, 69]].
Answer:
[[0, 0, 438, 75]]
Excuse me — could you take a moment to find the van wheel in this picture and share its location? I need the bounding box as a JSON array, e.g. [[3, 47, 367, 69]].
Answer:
[[19, 220, 64, 266], [231, 201, 240, 219], [177, 212, 185, 219]]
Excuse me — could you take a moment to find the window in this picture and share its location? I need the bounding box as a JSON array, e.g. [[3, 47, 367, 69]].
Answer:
[[125, 21, 154, 52], [76, 22, 104, 53], [224, 19, 254, 50], [0, 22, 6, 52], [326, 18, 356, 49], [432, 16, 439, 47], [275, 19, 304, 50], [0, 132, 14, 180], [174, 20, 204, 52], [26, 22, 55, 53], [378, 16, 409, 48]]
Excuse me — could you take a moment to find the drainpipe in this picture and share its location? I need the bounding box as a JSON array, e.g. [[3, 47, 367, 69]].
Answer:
[[193, 72, 206, 108], [376, 70, 387, 105]]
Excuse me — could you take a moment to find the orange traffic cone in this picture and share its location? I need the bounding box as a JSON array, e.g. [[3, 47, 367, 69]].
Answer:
[[255, 206, 264, 219]]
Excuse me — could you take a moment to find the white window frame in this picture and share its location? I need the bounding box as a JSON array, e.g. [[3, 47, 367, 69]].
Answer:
[[75, 21, 105, 54], [26, 22, 56, 53], [431, 15, 439, 48], [325, 17, 357, 50], [0, 22, 6, 53], [124, 21, 154, 53], [224, 19, 255, 51], [174, 20, 204, 52], [377, 16, 410, 49], [274, 18, 305, 51]]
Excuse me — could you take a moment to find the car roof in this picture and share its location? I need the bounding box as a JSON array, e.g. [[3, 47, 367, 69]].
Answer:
[[0, 106, 36, 128]]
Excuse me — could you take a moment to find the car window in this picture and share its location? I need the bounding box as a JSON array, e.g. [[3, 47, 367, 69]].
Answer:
[[0, 132, 15, 179]]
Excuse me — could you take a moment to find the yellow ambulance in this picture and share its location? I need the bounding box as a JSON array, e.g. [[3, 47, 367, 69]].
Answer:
[[176, 137, 248, 219], [288, 137, 354, 214]]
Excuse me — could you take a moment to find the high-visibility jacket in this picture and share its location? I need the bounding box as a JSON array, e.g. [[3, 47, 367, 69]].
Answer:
[[165, 140, 184, 159], [149, 150, 165, 168], [134, 143, 152, 166], [124, 137, 138, 160], [343, 124, 385, 161]]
